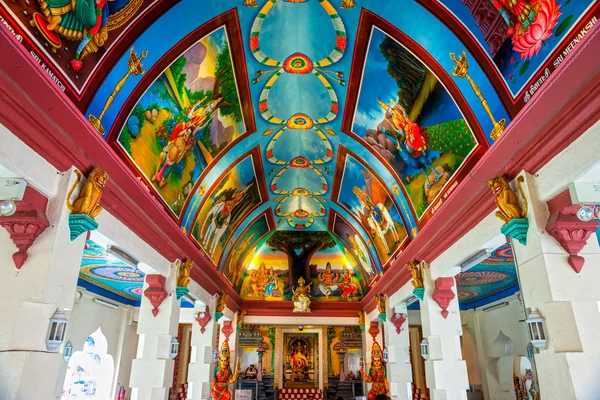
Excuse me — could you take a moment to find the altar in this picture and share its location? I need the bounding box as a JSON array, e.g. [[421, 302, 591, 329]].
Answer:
[[274, 328, 326, 390]]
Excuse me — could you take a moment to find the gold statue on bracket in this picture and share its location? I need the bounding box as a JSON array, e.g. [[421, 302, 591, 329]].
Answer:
[[292, 276, 312, 313], [216, 293, 228, 320], [488, 176, 528, 223], [66, 168, 109, 219], [66, 167, 109, 241], [488, 175, 529, 246], [407, 260, 425, 300], [175, 258, 193, 300], [177, 259, 193, 288]]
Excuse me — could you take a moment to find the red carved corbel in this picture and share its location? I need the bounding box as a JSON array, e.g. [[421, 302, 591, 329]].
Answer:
[[368, 321, 380, 341], [221, 320, 233, 341], [194, 306, 211, 334], [0, 187, 49, 269], [432, 277, 455, 319], [144, 274, 167, 317], [390, 312, 407, 334], [546, 205, 598, 273]]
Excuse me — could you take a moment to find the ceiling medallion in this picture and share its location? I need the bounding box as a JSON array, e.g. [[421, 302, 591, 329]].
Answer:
[[291, 187, 310, 196], [286, 113, 314, 130], [283, 53, 313, 74], [289, 156, 311, 168], [293, 209, 310, 219]]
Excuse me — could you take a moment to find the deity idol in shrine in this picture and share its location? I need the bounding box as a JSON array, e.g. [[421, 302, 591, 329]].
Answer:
[[360, 341, 388, 400], [212, 341, 241, 400]]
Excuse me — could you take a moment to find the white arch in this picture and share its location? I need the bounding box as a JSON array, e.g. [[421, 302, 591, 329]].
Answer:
[[61, 328, 115, 400]]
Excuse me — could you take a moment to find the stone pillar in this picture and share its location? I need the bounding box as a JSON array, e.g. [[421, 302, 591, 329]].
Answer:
[[512, 173, 600, 399], [130, 264, 181, 400], [421, 266, 469, 400], [385, 301, 412, 400], [187, 297, 218, 399], [0, 170, 87, 400]]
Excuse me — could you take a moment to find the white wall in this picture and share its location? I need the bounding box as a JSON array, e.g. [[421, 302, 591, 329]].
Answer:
[[54, 292, 139, 399], [462, 298, 530, 399]]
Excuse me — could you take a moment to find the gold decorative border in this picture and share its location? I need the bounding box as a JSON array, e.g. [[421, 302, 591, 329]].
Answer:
[[107, 0, 145, 31]]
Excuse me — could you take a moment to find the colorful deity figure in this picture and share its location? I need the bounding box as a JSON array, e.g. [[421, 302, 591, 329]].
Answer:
[[292, 277, 312, 313], [377, 100, 442, 187], [212, 341, 241, 400], [34, 0, 111, 70], [338, 267, 357, 299], [360, 341, 388, 400], [248, 262, 270, 298], [152, 123, 193, 188], [264, 267, 278, 297], [491, 0, 561, 59], [353, 186, 400, 255], [318, 262, 339, 297], [290, 344, 309, 378]]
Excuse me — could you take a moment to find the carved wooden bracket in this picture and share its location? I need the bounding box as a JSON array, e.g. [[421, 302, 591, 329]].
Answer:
[[432, 277, 456, 319], [368, 321, 380, 341], [0, 187, 49, 270], [144, 274, 167, 317], [194, 306, 211, 334], [390, 312, 407, 334], [221, 320, 233, 341], [546, 205, 598, 273]]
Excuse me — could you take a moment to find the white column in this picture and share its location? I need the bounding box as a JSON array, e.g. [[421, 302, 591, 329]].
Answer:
[[187, 296, 218, 399], [513, 173, 600, 399], [385, 299, 412, 400], [130, 263, 181, 400], [0, 170, 86, 400], [421, 267, 468, 400]]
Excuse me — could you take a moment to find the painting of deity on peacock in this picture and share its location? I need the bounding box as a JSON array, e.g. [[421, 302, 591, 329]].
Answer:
[[351, 28, 479, 220], [115, 27, 246, 216]]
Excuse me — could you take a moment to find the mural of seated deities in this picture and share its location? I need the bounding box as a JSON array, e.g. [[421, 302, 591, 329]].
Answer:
[[265, 231, 336, 291]]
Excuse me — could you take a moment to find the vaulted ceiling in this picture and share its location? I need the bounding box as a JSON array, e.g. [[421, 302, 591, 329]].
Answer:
[[3, 0, 596, 301]]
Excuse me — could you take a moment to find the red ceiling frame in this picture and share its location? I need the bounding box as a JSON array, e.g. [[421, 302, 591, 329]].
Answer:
[[1, 22, 599, 315]]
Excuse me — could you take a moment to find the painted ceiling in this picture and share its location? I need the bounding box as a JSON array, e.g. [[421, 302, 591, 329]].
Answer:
[[456, 242, 519, 309], [3, 0, 597, 297], [79, 240, 146, 305]]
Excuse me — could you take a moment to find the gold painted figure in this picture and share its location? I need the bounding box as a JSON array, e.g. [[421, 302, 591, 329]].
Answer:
[[216, 294, 228, 314], [488, 175, 528, 224], [407, 260, 424, 289], [177, 259, 193, 288], [292, 276, 312, 313], [375, 293, 386, 315], [66, 168, 109, 219], [358, 311, 365, 327]]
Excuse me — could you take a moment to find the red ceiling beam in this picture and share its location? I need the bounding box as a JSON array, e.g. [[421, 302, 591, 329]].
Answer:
[[241, 300, 362, 318], [0, 28, 241, 310], [363, 25, 600, 309]]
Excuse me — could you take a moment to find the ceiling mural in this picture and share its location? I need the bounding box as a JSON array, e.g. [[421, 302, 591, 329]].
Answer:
[[3, 0, 597, 298], [79, 240, 146, 304], [235, 231, 370, 302], [456, 242, 519, 309]]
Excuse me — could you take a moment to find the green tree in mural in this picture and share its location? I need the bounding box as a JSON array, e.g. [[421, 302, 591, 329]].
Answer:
[[211, 42, 243, 122], [379, 36, 427, 112], [266, 231, 336, 288]]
